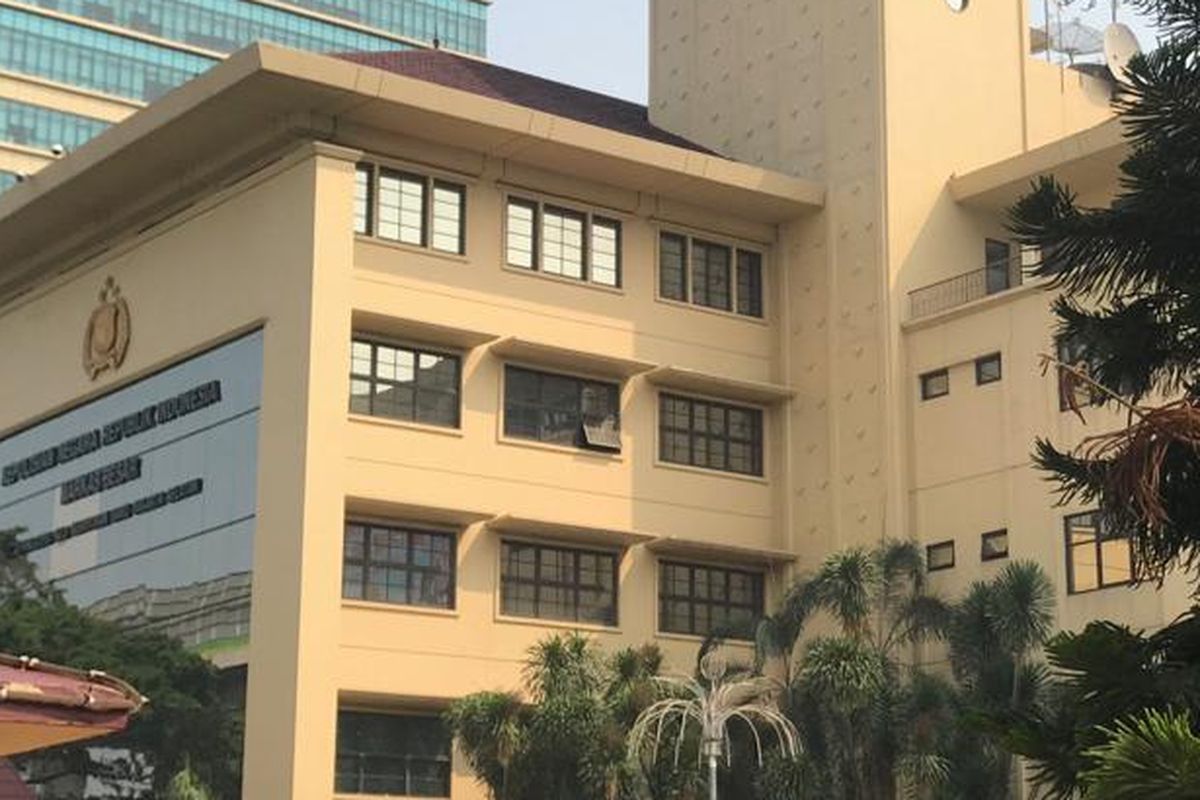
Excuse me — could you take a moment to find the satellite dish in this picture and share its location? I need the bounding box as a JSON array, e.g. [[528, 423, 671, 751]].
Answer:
[[1104, 22, 1141, 79], [1049, 19, 1105, 59]]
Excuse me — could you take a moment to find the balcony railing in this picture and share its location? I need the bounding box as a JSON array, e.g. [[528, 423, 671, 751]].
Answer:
[[908, 256, 1028, 320]]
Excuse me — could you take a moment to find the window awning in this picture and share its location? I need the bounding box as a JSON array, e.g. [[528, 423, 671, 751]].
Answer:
[[352, 311, 499, 351], [345, 497, 495, 528], [644, 366, 794, 405], [489, 337, 656, 380], [488, 514, 656, 550], [646, 536, 797, 567]]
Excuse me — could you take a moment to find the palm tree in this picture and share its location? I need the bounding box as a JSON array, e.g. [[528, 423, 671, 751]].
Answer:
[[629, 651, 800, 800], [1080, 709, 1200, 799]]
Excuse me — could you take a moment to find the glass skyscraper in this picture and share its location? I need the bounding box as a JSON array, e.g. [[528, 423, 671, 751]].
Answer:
[[0, 0, 488, 189]]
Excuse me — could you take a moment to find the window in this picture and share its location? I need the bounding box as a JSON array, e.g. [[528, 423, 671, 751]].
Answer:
[[920, 369, 949, 400], [335, 710, 451, 797], [1065, 511, 1134, 593], [354, 163, 466, 255], [985, 239, 1012, 295], [354, 163, 373, 236], [503, 366, 621, 452], [659, 394, 764, 476], [927, 540, 955, 571], [505, 197, 621, 287], [975, 353, 1002, 385], [342, 521, 455, 609], [1057, 335, 1101, 411], [658, 232, 765, 318], [658, 561, 764, 639], [500, 540, 617, 625], [981, 529, 1009, 561], [349, 338, 460, 428]]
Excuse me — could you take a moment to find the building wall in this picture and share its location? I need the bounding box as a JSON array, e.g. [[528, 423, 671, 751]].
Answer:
[[649, 0, 1186, 638]]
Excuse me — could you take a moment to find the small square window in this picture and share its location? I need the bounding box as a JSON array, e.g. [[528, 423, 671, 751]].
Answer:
[[981, 529, 1009, 561], [975, 353, 1002, 385], [920, 369, 949, 400], [926, 540, 955, 571]]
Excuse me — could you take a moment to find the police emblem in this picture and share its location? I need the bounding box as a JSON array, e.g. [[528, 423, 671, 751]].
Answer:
[[83, 277, 131, 380]]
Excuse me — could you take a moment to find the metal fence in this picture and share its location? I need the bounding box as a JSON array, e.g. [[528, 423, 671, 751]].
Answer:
[[908, 257, 1026, 319]]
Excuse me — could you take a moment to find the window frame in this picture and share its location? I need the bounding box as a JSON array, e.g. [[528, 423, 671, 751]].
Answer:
[[657, 392, 766, 478], [353, 161, 468, 256], [501, 364, 623, 453], [975, 352, 1002, 385], [1064, 511, 1135, 594], [920, 368, 950, 401], [926, 540, 956, 572], [334, 708, 452, 798], [498, 538, 620, 627], [657, 559, 765, 641], [341, 519, 458, 611], [1056, 335, 1102, 412], [656, 229, 767, 320], [349, 335, 463, 429], [980, 529, 1009, 562], [503, 194, 623, 288]]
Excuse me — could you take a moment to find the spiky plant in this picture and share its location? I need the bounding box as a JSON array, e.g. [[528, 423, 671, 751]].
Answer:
[[628, 651, 800, 800], [1081, 709, 1200, 799]]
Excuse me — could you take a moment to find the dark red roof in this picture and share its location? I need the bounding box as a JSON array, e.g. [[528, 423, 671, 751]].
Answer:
[[336, 50, 713, 154]]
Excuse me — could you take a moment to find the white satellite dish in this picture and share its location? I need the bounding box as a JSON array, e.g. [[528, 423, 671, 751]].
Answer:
[[1104, 22, 1141, 79]]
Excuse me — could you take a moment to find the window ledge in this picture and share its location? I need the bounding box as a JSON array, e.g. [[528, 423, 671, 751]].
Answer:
[[653, 294, 770, 326], [496, 434, 624, 462], [348, 413, 465, 438], [653, 458, 769, 485], [341, 599, 460, 619], [645, 365, 792, 405], [493, 613, 623, 636], [355, 234, 469, 265], [490, 336, 656, 380], [501, 263, 625, 295]]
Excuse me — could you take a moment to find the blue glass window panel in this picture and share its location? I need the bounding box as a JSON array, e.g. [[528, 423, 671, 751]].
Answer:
[[277, 0, 486, 55], [0, 6, 219, 101], [0, 172, 18, 193], [0, 98, 110, 151]]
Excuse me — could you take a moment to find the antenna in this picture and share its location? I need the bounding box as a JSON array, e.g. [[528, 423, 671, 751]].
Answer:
[[1103, 22, 1141, 80]]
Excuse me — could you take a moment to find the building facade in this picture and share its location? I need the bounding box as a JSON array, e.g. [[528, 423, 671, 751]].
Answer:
[[0, 2, 1188, 798], [0, 0, 488, 190]]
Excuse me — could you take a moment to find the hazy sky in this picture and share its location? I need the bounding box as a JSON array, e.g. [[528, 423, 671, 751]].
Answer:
[[486, 1, 1161, 107]]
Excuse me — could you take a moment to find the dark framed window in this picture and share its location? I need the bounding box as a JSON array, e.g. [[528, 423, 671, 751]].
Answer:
[[658, 231, 764, 318], [500, 540, 618, 625], [335, 710, 451, 797], [981, 529, 1009, 561], [1065, 511, 1134, 593], [658, 561, 764, 639], [342, 521, 456, 609], [354, 162, 466, 255], [354, 163, 373, 236], [1057, 335, 1101, 411], [349, 338, 461, 428], [736, 251, 764, 318], [927, 540, 955, 571], [503, 366, 621, 451], [505, 197, 621, 287], [975, 353, 1002, 385], [692, 240, 732, 311], [985, 238, 1012, 295], [920, 369, 949, 400], [659, 393, 764, 476]]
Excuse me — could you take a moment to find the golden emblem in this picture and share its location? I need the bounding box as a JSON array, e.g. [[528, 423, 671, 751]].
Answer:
[[83, 277, 131, 380]]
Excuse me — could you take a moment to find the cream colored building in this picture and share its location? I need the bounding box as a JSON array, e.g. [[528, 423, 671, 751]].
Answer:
[[0, 2, 1186, 798]]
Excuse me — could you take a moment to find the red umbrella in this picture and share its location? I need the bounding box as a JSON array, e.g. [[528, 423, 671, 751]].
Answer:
[[0, 653, 146, 756]]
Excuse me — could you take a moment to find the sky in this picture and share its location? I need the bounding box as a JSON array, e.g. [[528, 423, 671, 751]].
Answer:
[[485, 1, 1162, 107], [487, 0, 649, 103]]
